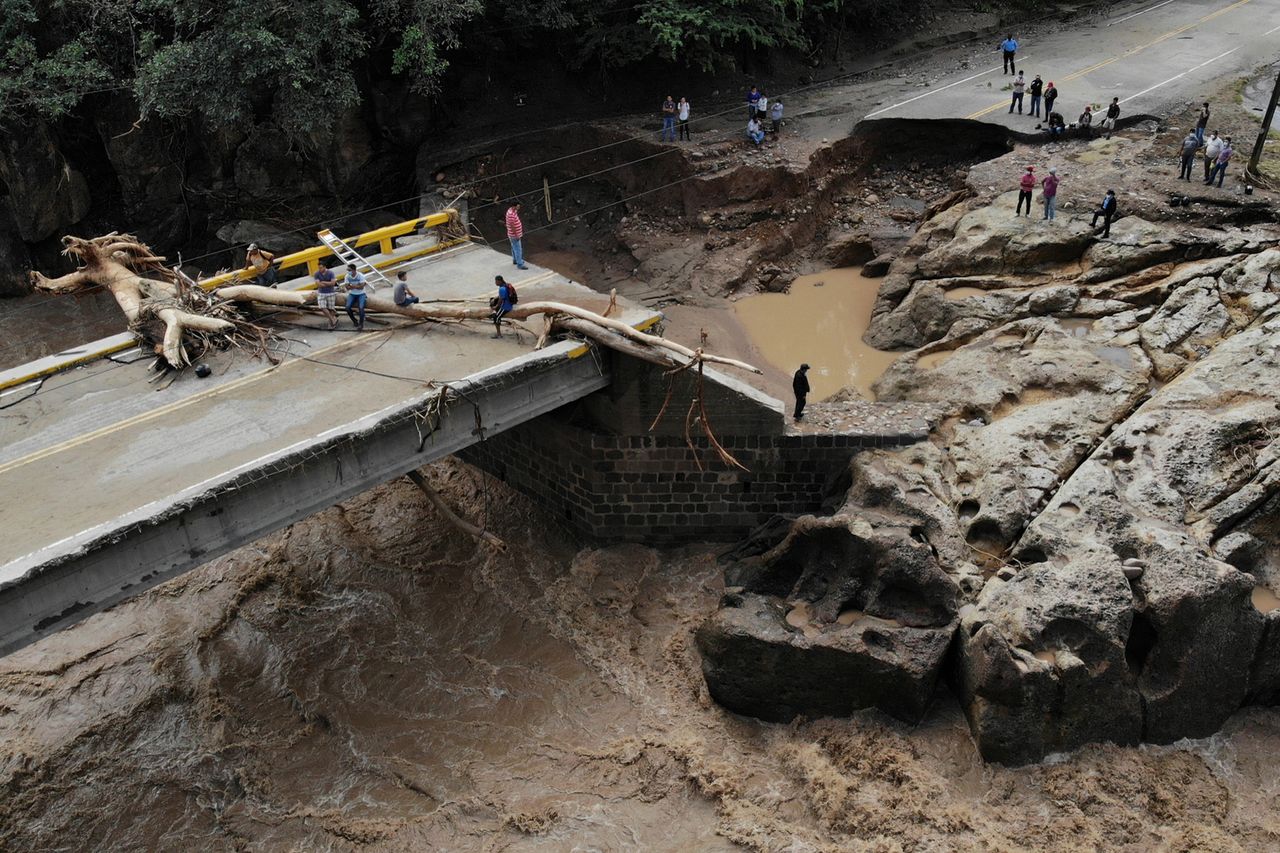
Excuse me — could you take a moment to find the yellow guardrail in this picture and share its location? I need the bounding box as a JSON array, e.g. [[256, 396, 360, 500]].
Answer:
[[201, 210, 458, 288], [0, 211, 467, 392]]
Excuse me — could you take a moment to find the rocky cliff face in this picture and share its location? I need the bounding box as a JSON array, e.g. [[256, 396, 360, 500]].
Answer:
[[698, 132, 1280, 763]]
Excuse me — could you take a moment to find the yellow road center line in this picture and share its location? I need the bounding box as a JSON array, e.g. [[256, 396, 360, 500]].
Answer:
[[965, 0, 1253, 119], [0, 333, 385, 477]]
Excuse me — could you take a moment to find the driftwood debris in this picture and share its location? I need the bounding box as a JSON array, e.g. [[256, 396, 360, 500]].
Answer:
[[406, 470, 506, 551], [32, 232, 764, 467]]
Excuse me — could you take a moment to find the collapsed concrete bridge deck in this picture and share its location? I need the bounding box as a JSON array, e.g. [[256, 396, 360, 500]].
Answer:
[[0, 244, 654, 655]]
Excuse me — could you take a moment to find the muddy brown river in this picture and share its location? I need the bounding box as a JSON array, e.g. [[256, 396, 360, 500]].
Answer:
[[3, 461, 1280, 851]]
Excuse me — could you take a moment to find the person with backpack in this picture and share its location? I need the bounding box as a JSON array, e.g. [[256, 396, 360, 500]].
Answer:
[[1028, 75, 1044, 118], [490, 275, 516, 338], [1101, 97, 1120, 139], [1009, 71, 1026, 114], [1016, 165, 1036, 217], [1000, 35, 1018, 75], [660, 95, 676, 142], [1044, 81, 1058, 118], [505, 202, 528, 270], [1091, 190, 1118, 238]]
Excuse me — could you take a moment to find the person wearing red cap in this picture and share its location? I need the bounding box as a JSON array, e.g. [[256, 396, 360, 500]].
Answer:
[[1016, 165, 1036, 217]]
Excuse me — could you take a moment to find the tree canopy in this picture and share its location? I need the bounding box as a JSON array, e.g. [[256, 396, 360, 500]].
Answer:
[[0, 0, 915, 135]]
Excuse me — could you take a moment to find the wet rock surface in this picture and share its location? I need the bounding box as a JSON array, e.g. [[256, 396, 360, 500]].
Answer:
[[700, 133, 1280, 763]]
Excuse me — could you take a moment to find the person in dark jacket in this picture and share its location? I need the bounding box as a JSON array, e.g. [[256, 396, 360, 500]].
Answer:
[[1043, 81, 1058, 117], [792, 363, 811, 421], [1091, 190, 1118, 238], [1028, 75, 1044, 118]]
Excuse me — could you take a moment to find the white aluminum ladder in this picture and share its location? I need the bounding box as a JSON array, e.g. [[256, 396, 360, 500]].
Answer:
[[317, 229, 393, 292]]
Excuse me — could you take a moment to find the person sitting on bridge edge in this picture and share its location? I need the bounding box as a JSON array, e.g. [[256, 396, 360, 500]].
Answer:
[[1044, 81, 1058, 118], [244, 243, 276, 287], [1178, 129, 1201, 181], [1016, 165, 1035, 217], [314, 262, 338, 330], [344, 263, 368, 330], [1009, 71, 1025, 114], [1000, 34, 1018, 75], [490, 275, 514, 338], [1046, 111, 1066, 138], [505, 202, 528, 270], [1077, 105, 1093, 137], [393, 270, 419, 306], [1028, 75, 1044, 118], [792, 363, 811, 421], [1101, 97, 1121, 139], [1091, 190, 1118, 238], [747, 116, 765, 146]]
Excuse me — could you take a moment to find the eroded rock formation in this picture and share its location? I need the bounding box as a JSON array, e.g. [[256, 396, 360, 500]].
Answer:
[[699, 167, 1280, 763]]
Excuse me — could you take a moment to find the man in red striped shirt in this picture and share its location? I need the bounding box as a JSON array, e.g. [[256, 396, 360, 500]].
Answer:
[[505, 202, 528, 270]]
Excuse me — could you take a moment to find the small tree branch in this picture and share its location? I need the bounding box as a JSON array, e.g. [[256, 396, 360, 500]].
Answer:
[[406, 469, 507, 551]]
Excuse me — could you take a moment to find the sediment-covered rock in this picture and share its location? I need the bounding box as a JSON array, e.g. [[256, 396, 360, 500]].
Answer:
[[698, 511, 960, 724]]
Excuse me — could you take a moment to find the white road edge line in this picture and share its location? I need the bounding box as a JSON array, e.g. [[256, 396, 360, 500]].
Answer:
[[1109, 0, 1176, 27], [1120, 46, 1241, 105], [865, 59, 1029, 119]]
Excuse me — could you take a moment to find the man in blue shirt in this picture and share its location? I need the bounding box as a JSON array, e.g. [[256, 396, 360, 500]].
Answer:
[[344, 263, 368, 330], [1001, 35, 1018, 75], [491, 275, 514, 338]]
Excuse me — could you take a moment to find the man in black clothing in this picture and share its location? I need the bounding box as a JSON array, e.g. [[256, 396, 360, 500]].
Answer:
[[1091, 189, 1118, 238], [1101, 97, 1121, 139], [792, 363, 811, 421]]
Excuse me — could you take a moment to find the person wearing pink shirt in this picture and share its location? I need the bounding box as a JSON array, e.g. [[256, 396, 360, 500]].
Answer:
[[1016, 165, 1036, 217], [1041, 167, 1059, 220]]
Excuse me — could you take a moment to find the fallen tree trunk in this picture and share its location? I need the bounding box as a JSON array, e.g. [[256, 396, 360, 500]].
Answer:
[[405, 469, 506, 551], [215, 284, 761, 374]]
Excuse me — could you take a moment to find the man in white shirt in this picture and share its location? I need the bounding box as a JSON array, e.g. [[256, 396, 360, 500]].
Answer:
[[677, 97, 691, 141]]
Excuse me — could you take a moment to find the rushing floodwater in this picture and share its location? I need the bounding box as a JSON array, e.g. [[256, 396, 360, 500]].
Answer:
[[4, 463, 1280, 851]]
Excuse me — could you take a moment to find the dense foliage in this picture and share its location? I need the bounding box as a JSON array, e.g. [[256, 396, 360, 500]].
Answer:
[[0, 0, 921, 135]]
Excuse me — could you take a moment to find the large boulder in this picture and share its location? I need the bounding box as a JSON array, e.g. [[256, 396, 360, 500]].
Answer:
[[0, 119, 90, 242], [698, 508, 961, 724]]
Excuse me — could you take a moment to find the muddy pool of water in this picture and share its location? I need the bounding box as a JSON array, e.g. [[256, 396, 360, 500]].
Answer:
[[734, 268, 898, 400]]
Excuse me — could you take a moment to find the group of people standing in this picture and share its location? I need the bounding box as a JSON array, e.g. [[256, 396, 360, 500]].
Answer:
[[1011, 166, 1119, 238], [746, 86, 785, 145], [660, 96, 694, 142], [1178, 104, 1234, 187], [1001, 36, 1122, 140]]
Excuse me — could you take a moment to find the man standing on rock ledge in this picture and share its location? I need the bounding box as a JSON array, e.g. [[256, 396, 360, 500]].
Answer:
[[793, 364, 810, 421], [1091, 190, 1118, 238], [505, 202, 528, 270]]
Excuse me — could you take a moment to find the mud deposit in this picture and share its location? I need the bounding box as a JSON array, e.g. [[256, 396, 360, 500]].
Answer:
[[3, 460, 1280, 851]]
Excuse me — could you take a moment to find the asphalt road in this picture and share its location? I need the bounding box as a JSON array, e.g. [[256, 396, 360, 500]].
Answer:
[[859, 0, 1280, 127]]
